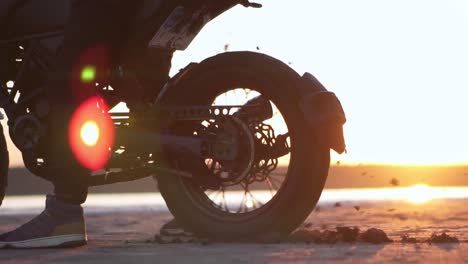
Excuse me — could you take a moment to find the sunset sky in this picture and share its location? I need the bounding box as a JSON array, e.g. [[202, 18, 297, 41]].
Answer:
[[170, 0, 468, 166], [4, 0, 468, 167]]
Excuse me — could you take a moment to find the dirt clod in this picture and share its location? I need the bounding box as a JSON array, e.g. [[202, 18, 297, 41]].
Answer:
[[400, 235, 418, 243], [426, 233, 459, 243], [288, 227, 360, 244], [390, 178, 400, 186], [321, 230, 339, 243], [358, 228, 393, 244], [337, 227, 360, 242], [156, 219, 201, 244], [288, 229, 322, 243]]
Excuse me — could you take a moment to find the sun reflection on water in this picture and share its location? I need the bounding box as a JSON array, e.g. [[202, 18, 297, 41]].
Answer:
[[405, 184, 432, 204], [3, 185, 468, 215]]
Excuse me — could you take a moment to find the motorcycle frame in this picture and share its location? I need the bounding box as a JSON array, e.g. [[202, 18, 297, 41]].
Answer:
[[0, 0, 243, 115], [0, 0, 260, 186]]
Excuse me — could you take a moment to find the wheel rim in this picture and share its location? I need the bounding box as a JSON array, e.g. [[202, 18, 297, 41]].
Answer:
[[180, 87, 293, 217]]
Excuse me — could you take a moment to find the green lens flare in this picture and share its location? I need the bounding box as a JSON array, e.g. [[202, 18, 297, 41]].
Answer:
[[81, 65, 96, 83]]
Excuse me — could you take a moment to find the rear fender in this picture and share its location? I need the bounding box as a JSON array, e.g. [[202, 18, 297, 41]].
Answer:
[[148, 3, 236, 51], [298, 73, 346, 154]]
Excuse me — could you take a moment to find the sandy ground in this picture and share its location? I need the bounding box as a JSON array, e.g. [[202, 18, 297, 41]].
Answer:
[[1, 198, 468, 263]]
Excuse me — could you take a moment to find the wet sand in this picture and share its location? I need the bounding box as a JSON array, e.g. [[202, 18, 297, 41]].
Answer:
[[1, 197, 468, 263]]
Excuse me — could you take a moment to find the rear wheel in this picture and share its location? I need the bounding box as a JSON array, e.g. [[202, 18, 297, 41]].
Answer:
[[157, 52, 330, 240]]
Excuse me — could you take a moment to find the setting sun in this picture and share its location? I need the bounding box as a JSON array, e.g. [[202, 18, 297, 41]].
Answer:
[[169, 0, 468, 167], [80, 121, 100, 147], [405, 184, 432, 204]]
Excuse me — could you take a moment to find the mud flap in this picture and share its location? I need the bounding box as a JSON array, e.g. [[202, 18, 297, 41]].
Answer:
[[298, 73, 346, 154]]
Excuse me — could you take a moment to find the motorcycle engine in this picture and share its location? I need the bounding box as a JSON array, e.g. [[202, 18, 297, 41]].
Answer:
[[0, 48, 14, 89], [10, 114, 44, 151]]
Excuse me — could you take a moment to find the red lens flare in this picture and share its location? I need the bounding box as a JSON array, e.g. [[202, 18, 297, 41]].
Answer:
[[69, 96, 114, 170]]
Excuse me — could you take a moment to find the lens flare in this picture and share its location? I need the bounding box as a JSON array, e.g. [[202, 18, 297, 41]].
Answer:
[[80, 65, 96, 83], [80, 121, 100, 146], [69, 96, 114, 170]]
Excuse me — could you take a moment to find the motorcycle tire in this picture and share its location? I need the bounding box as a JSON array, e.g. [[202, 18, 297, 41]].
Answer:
[[156, 51, 330, 240]]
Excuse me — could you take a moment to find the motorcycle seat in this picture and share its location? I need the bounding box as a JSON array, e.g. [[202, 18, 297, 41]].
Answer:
[[1, 0, 70, 38], [0, 0, 25, 22], [1, 0, 163, 39]]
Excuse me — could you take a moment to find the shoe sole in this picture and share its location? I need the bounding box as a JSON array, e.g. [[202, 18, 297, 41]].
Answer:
[[0, 234, 87, 249]]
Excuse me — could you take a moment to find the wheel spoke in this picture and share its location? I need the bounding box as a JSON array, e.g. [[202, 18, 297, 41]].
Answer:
[[210, 159, 216, 172], [195, 88, 290, 214], [266, 177, 277, 196], [237, 191, 247, 213], [221, 187, 229, 212], [247, 190, 264, 209], [269, 175, 284, 187], [209, 189, 222, 204]]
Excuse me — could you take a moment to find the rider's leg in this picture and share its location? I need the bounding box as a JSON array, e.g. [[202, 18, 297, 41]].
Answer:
[[122, 49, 174, 111], [50, 2, 175, 203], [0, 0, 143, 249], [48, 0, 144, 205]]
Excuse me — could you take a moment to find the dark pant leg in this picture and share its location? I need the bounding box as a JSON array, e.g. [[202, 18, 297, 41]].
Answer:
[[122, 49, 174, 107], [48, 0, 143, 204]]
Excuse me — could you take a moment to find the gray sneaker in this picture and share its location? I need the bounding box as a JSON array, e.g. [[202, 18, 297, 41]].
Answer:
[[0, 195, 87, 249]]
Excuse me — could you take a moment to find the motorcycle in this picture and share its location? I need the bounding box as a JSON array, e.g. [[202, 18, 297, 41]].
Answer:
[[0, 0, 346, 240]]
